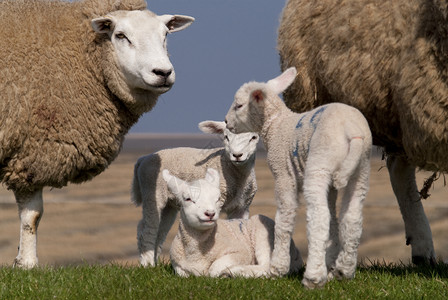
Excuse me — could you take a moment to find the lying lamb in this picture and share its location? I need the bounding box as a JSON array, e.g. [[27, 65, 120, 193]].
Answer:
[[225, 68, 372, 288], [164, 168, 303, 277], [132, 121, 259, 266]]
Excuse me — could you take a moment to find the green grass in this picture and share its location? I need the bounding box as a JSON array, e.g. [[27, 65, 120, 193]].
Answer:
[[0, 262, 447, 299]]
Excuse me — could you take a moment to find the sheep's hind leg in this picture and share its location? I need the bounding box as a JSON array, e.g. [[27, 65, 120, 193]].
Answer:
[[387, 155, 436, 265], [332, 165, 368, 280], [13, 188, 43, 269]]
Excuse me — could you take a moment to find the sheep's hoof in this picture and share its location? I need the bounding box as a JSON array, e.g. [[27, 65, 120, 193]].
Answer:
[[302, 277, 327, 289], [412, 255, 436, 266]]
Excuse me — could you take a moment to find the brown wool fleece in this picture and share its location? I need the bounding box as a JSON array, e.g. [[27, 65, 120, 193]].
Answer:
[[278, 0, 448, 172], [0, 0, 156, 193]]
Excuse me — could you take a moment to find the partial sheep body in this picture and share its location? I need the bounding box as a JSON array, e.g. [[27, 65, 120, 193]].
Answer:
[[0, 0, 194, 268], [278, 0, 439, 264], [132, 121, 258, 266], [225, 68, 372, 288], [163, 169, 302, 277]]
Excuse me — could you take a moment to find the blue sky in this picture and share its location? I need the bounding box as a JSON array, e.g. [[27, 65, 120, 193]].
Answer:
[[131, 0, 286, 133]]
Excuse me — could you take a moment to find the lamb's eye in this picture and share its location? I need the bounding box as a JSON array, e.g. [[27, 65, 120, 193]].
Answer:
[[235, 104, 243, 110], [251, 135, 257, 141], [184, 197, 192, 202]]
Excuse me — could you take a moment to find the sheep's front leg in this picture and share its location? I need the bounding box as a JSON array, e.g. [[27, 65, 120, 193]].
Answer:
[[13, 188, 43, 269], [270, 177, 298, 277], [302, 170, 332, 289], [387, 155, 435, 265]]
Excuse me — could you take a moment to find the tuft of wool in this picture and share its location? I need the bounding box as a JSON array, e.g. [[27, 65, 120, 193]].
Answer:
[[278, 0, 448, 172], [0, 0, 154, 193]]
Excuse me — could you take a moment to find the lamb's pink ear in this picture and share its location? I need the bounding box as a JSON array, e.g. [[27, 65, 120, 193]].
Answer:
[[162, 169, 184, 194], [267, 67, 297, 95], [250, 89, 266, 104], [198, 121, 226, 134], [205, 168, 220, 186]]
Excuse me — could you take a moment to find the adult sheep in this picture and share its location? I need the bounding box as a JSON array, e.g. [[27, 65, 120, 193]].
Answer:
[[0, 0, 194, 268], [278, 0, 446, 264]]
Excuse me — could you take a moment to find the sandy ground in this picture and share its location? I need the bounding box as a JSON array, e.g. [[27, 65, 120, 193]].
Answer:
[[0, 141, 447, 267]]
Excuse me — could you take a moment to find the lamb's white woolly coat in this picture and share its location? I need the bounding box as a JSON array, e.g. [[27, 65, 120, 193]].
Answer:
[[163, 169, 302, 278], [225, 68, 372, 288], [132, 122, 258, 267]]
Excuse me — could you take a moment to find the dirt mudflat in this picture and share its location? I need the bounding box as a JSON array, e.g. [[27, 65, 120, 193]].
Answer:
[[1, 135, 447, 266]]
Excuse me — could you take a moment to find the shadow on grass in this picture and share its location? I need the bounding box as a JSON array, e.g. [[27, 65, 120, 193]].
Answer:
[[358, 258, 448, 279]]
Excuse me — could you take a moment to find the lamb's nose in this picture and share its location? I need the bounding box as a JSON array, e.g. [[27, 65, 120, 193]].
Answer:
[[153, 68, 172, 79], [233, 153, 243, 159], [204, 211, 215, 219]]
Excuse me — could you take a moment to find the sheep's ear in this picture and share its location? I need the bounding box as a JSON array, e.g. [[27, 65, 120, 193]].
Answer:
[[198, 121, 226, 134], [250, 89, 266, 104], [205, 168, 220, 186], [158, 14, 195, 33], [91, 16, 116, 34], [162, 169, 184, 194], [267, 67, 297, 95]]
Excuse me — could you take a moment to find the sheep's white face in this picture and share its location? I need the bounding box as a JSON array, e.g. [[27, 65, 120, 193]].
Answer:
[[163, 169, 221, 231], [198, 121, 259, 165], [92, 10, 194, 94]]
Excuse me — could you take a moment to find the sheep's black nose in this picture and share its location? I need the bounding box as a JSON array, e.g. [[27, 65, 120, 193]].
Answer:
[[153, 68, 172, 79], [233, 153, 243, 159]]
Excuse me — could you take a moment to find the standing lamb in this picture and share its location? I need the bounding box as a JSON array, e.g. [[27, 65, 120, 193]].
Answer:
[[278, 0, 447, 264], [132, 121, 258, 266], [225, 68, 372, 288], [0, 0, 194, 268], [163, 168, 303, 277]]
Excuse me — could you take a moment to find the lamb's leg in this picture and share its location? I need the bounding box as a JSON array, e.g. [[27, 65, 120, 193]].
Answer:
[[13, 188, 43, 269], [137, 199, 163, 267], [325, 187, 340, 275], [269, 177, 298, 277], [387, 155, 435, 265], [332, 164, 369, 280], [302, 170, 332, 289], [154, 205, 178, 263]]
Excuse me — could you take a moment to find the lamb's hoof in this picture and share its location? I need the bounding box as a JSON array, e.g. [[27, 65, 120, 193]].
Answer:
[[412, 255, 436, 266], [13, 258, 37, 269], [302, 276, 327, 289], [269, 262, 289, 277], [329, 268, 355, 281]]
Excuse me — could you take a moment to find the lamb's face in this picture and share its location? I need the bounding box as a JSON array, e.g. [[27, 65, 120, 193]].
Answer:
[[225, 82, 267, 134], [163, 169, 221, 231], [225, 68, 298, 134], [223, 128, 259, 165], [92, 10, 194, 95]]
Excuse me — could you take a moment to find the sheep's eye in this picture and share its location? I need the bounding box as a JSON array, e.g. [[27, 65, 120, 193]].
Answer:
[[224, 135, 229, 141], [235, 104, 243, 110], [251, 136, 257, 141], [115, 33, 131, 44], [184, 197, 192, 202]]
